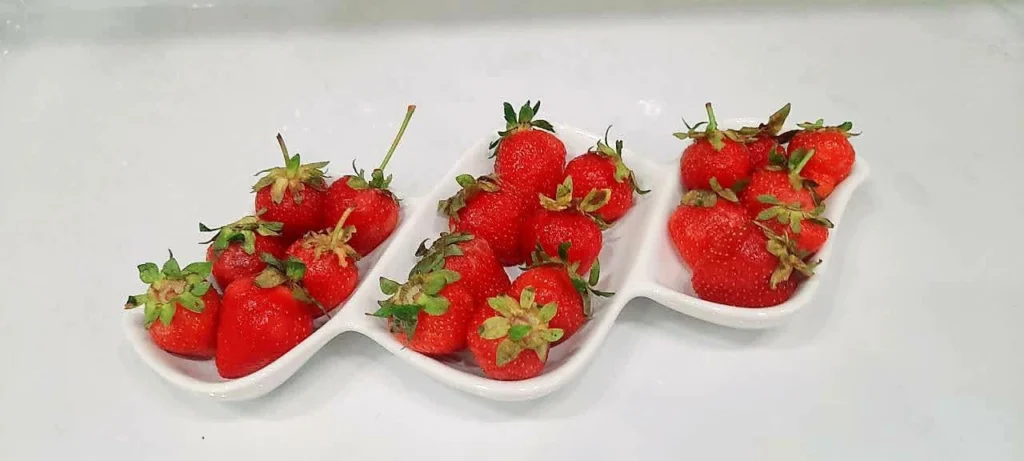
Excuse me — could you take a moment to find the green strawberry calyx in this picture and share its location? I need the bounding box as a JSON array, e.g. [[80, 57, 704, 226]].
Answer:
[[679, 177, 742, 208], [409, 232, 475, 277], [347, 105, 417, 196], [370, 269, 461, 340], [538, 177, 612, 229], [478, 288, 565, 366], [756, 195, 834, 234], [252, 133, 330, 205], [766, 146, 818, 191], [124, 250, 213, 329], [754, 223, 819, 289], [591, 126, 650, 195], [199, 210, 283, 257], [733, 103, 792, 139], [672, 102, 747, 151], [253, 253, 329, 317], [796, 119, 859, 137], [488, 100, 557, 152], [437, 174, 501, 219], [526, 242, 613, 317], [299, 207, 362, 266]]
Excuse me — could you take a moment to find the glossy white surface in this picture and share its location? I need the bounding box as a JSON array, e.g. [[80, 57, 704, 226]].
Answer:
[[2, 1, 1023, 459]]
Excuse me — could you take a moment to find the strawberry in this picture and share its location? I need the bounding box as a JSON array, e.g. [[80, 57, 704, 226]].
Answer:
[[215, 258, 317, 378], [438, 174, 533, 266], [740, 148, 834, 254], [563, 127, 649, 223], [514, 244, 611, 343], [740, 148, 817, 216], [467, 288, 564, 381], [755, 195, 834, 254], [409, 232, 511, 304], [323, 105, 416, 256], [124, 251, 219, 359], [520, 177, 607, 275], [667, 178, 753, 268], [252, 134, 330, 240], [286, 208, 361, 316], [734, 103, 791, 169], [691, 225, 816, 308], [372, 270, 475, 355], [785, 119, 858, 197], [674, 103, 752, 191], [200, 213, 288, 289], [491, 100, 566, 198]]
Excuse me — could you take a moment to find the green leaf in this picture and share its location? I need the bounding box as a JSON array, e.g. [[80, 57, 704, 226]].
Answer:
[[125, 294, 148, 310], [519, 287, 536, 309], [239, 230, 256, 254], [588, 260, 601, 286], [422, 272, 447, 295], [757, 195, 783, 205], [182, 262, 212, 278], [757, 208, 782, 221], [143, 303, 159, 328], [532, 120, 555, 133], [579, 188, 612, 213], [253, 268, 287, 288], [419, 294, 449, 316], [495, 339, 524, 366], [178, 292, 204, 313], [161, 256, 181, 278], [137, 263, 160, 284], [370, 300, 394, 318], [790, 217, 802, 234], [503, 102, 517, 125], [158, 302, 176, 326], [487, 296, 518, 317], [284, 258, 306, 282], [479, 316, 511, 340], [539, 328, 564, 343], [379, 277, 400, 295], [531, 343, 550, 362], [538, 303, 558, 324], [508, 324, 531, 341], [455, 174, 476, 188], [190, 281, 211, 297]]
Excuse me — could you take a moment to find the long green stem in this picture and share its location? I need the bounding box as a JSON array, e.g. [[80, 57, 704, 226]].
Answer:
[[377, 105, 417, 172], [276, 133, 290, 163], [704, 102, 718, 132]]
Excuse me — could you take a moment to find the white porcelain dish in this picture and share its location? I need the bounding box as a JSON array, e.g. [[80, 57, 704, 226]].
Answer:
[[122, 121, 869, 401]]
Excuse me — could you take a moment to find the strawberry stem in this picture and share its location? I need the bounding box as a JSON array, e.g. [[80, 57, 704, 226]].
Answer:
[[276, 133, 290, 164], [377, 105, 417, 173], [330, 208, 354, 246], [704, 102, 718, 132]]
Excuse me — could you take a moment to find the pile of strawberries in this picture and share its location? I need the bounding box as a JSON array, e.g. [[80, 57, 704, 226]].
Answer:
[[371, 101, 647, 380], [668, 103, 858, 307], [125, 106, 417, 378]]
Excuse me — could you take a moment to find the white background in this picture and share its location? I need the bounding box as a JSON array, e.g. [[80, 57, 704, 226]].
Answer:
[[1, 1, 1022, 459]]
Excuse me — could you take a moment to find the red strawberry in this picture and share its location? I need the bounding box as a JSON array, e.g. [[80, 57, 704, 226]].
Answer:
[[563, 127, 649, 223], [324, 105, 416, 255], [439, 174, 533, 266], [215, 259, 316, 378], [735, 103, 791, 169], [691, 225, 816, 308], [520, 177, 607, 275], [755, 195, 834, 254], [200, 213, 288, 289], [786, 119, 858, 197], [286, 208, 361, 317], [667, 178, 753, 268], [252, 134, 330, 240], [741, 149, 834, 254], [675, 103, 752, 190], [408, 232, 511, 304], [739, 148, 817, 216], [491, 100, 566, 198], [372, 270, 475, 355], [467, 288, 564, 381], [124, 251, 219, 359], [514, 245, 611, 343]]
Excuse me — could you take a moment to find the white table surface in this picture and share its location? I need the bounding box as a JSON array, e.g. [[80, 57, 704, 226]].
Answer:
[[1, 1, 1022, 459]]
